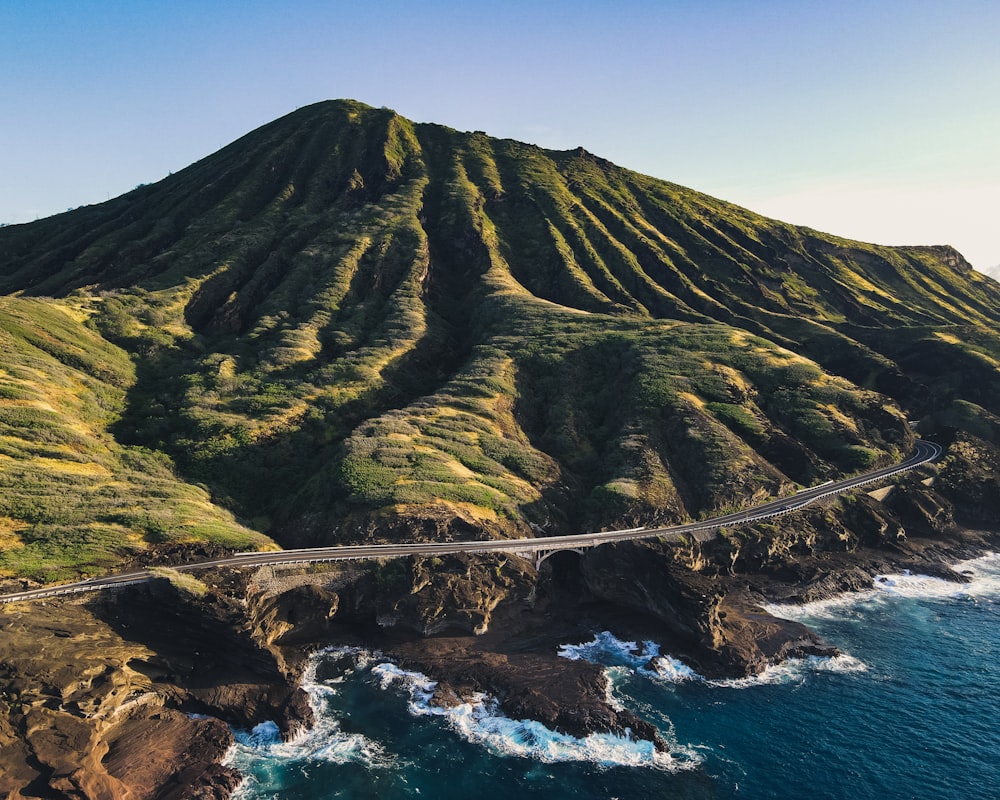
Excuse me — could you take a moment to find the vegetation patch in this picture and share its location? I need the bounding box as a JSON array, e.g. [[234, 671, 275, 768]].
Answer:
[[2, 100, 995, 579]]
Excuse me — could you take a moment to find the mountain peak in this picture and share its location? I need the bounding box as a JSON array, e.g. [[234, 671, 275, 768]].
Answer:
[[2, 103, 999, 565]]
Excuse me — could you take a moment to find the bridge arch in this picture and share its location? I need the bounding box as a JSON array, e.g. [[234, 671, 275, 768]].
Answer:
[[534, 547, 585, 571]]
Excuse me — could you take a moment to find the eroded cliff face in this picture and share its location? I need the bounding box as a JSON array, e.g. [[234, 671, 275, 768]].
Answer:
[[579, 541, 839, 677], [0, 576, 309, 800], [370, 552, 536, 636], [0, 552, 540, 798], [3, 435, 1000, 798], [576, 433, 1000, 676]]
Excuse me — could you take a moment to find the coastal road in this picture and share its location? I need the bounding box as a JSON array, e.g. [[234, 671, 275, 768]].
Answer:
[[0, 440, 943, 604]]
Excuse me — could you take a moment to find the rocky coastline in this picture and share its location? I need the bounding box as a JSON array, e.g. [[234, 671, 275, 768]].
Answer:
[[4, 98, 1000, 798], [2, 433, 1000, 798]]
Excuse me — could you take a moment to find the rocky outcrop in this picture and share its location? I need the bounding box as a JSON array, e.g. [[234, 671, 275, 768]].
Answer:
[[4, 441, 1000, 797], [372, 553, 536, 636], [0, 576, 309, 799], [580, 541, 837, 677], [386, 637, 665, 748], [101, 711, 241, 800], [937, 433, 1000, 524]]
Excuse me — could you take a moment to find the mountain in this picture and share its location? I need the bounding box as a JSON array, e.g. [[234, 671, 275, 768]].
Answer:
[[2, 99, 1000, 582], [6, 100, 1000, 799]]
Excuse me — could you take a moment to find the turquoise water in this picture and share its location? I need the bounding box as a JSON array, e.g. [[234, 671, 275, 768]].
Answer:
[[227, 553, 1000, 799]]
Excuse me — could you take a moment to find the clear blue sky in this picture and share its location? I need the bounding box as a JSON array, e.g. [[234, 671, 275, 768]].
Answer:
[[3, 0, 998, 270]]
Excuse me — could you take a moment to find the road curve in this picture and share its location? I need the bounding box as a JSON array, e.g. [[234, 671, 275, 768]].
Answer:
[[0, 440, 943, 604]]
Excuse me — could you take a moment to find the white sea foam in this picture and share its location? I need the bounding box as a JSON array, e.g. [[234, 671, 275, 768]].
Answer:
[[557, 630, 863, 690], [558, 630, 703, 684], [644, 655, 702, 683], [766, 552, 1000, 622], [227, 643, 699, 784], [371, 659, 700, 770], [601, 668, 626, 711], [764, 591, 872, 623], [557, 631, 658, 669], [874, 552, 1000, 599], [707, 653, 868, 688], [226, 647, 394, 797]]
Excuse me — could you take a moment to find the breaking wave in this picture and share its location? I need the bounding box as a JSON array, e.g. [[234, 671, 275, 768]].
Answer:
[[873, 552, 1000, 599], [227, 643, 699, 794], [766, 551, 1000, 622], [706, 653, 868, 688], [557, 630, 699, 682], [371, 661, 700, 770], [557, 631, 865, 689], [226, 647, 394, 797]]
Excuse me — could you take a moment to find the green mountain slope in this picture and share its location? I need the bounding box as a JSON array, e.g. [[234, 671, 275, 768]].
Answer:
[[1, 99, 998, 578], [0, 297, 274, 581]]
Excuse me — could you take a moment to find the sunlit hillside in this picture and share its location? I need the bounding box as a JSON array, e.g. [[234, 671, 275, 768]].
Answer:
[[2, 100, 999, 581]]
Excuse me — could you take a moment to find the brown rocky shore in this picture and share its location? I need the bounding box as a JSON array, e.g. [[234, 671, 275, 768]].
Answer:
[[2, 433, 999, 798]]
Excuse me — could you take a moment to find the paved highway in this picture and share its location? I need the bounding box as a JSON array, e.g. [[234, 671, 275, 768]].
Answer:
[[0, 440, 942, 603]]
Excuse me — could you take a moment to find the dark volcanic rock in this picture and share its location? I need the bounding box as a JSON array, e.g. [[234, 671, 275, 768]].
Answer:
[[709, 595, 839, 674], [579, 540, 838, 677], [94, 577, 311, 735], [380, 633, 666, 749], [371, 552, 537, 637], [3, 98, 1000, 799], [3, 479, 997, 797]]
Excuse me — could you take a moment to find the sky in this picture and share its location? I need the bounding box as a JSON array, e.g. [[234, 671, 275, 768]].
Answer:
[[2, 0, 998, 272]]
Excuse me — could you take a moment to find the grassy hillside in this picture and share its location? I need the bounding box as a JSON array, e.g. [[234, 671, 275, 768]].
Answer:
[[0, 297, 274, 582], [0, 100, 997, 579]]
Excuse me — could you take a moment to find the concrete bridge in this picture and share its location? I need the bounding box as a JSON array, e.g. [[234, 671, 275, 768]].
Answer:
[[0, 440, 942, 603]]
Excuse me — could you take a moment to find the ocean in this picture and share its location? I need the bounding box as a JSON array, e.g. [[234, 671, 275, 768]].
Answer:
[[225, 553, 1000, 799]]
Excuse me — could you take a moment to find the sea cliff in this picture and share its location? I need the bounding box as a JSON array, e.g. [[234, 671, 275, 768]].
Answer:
[[2, 431, 998, 797], [3, 101, 1000, 796]]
